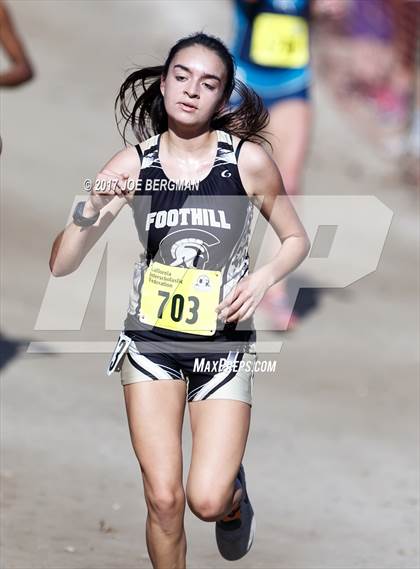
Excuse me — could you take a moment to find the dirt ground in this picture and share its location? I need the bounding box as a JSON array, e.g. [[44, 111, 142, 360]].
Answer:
[[1, 2, 419, 568]]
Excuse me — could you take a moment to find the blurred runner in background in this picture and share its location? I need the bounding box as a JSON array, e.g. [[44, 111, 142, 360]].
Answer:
[[390, 0, 419, 186], [314, 0, 419, 185], [230, 0, 348, 330], [0, 0, 34, 365]]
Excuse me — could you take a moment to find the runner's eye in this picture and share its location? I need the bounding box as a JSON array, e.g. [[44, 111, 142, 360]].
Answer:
[[204, 83, 216, 91], [176, 75, 187, 81]]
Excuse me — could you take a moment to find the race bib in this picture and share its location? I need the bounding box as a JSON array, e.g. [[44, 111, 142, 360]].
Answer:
[[250, 13, 309, 68], [106, 332, 132, 376], [139, 262, 222, 336]]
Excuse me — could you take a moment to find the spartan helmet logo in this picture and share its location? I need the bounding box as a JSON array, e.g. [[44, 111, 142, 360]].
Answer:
[[157, 229, 220, 269], [171, 238, 208, 268]]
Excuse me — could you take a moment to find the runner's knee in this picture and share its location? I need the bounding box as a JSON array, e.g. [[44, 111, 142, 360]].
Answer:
[[187, 489, 231, 522], [146, 486, 186, 526]]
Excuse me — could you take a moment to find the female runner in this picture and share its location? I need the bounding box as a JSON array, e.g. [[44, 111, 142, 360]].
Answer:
[[49, 32, 310, 568]]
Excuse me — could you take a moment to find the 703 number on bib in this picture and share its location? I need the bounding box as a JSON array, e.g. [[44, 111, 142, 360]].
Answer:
[[157, 291, 199, 323], [139, 262, 222, 335]]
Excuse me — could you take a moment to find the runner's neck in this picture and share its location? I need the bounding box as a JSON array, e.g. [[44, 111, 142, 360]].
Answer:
[[162, 128, 218, 162]]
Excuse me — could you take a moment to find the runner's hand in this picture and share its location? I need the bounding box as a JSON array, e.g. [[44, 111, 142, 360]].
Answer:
[[86, 169, 133, 214], [216, 272, 270, 323], [313, 0, 349, 20]]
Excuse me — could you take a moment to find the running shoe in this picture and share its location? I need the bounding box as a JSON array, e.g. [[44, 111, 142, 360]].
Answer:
[[215, 463, 256, 560]]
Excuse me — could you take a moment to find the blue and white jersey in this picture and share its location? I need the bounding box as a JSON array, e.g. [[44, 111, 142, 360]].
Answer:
[[232, 0, 311, 99]]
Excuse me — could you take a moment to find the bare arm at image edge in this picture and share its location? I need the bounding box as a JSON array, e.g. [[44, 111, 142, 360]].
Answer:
[[0, 1, 34, 87]]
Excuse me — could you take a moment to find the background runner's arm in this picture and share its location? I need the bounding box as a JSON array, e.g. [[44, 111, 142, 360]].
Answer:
[[311, 0, 350, 20], [238, 142, 311, 287], [49, 146, 140, 277], [0, 2, 34, 86]]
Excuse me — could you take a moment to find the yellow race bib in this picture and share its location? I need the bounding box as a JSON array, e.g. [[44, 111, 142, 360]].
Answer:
[[139, 262, 222, 336], [250, 13, 309, 68]]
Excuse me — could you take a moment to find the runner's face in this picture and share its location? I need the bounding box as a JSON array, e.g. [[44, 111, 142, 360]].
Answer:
[[161, 45, 227, 128]]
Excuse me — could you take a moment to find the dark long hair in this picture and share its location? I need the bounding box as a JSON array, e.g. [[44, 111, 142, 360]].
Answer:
[[115, 32, 269, 145]]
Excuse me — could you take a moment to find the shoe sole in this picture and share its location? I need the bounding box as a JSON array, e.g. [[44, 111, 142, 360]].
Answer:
[[239, 465, 256, 555], [247, 512, 256, 552]]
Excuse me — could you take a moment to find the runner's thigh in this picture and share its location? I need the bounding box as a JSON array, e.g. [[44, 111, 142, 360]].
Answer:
[[123, 380, 187, 496], [186, 399, 251, 501]]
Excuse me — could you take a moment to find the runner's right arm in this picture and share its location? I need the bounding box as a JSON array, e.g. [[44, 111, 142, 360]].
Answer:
[[49, 146, 140, 277]]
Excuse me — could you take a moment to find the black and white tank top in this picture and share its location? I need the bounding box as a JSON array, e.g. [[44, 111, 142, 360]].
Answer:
[[124, 129, 255, 341]]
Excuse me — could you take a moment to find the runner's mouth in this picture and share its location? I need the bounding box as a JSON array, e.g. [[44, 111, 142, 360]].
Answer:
[[178, 102, 198, 111]]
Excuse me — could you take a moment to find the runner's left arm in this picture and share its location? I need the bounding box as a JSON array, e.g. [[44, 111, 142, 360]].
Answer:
[[216, 141, 311, 323]]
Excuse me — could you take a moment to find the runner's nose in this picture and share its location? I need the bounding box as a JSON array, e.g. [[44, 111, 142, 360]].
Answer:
[[184, 83, 200, 98]]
